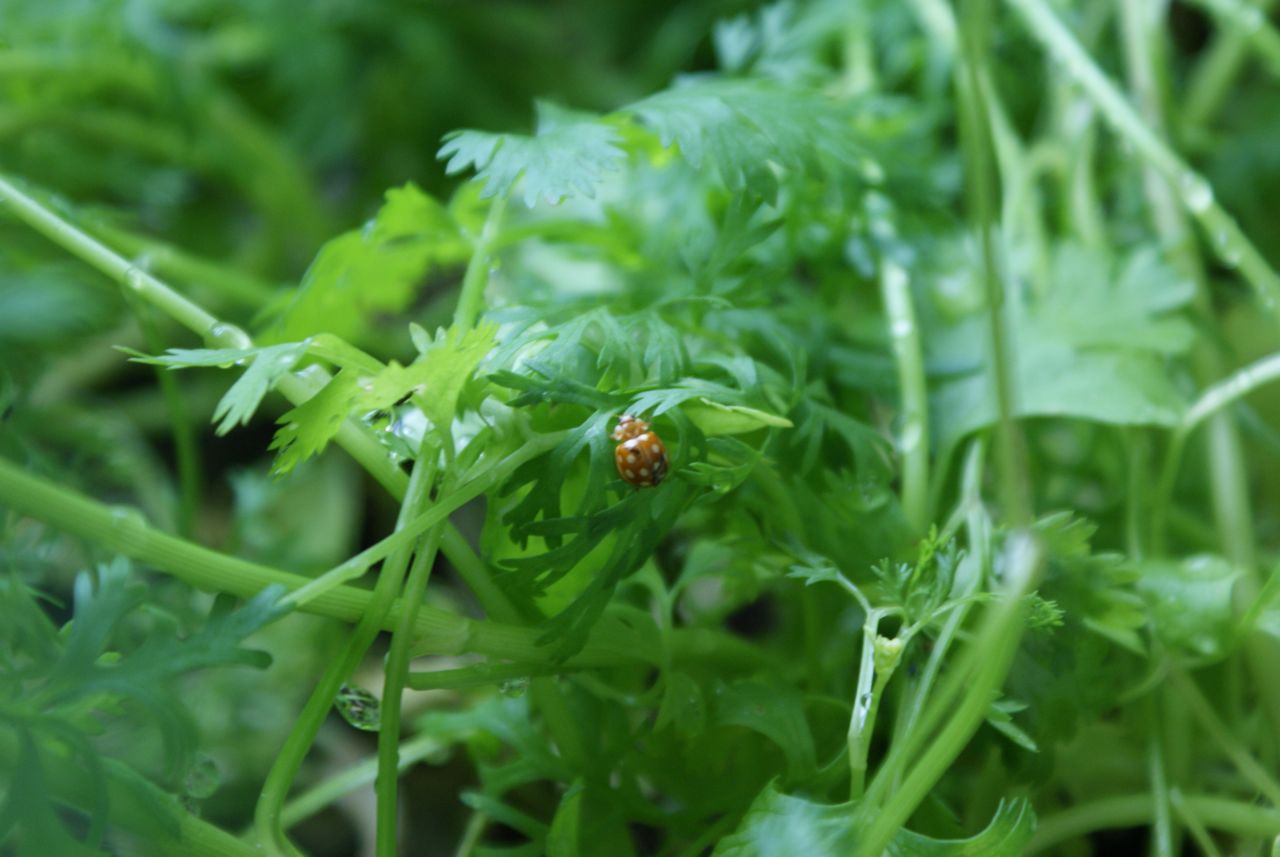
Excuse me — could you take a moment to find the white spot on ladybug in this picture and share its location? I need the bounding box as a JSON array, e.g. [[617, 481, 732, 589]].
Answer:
[[639, 467, 650, 476], [651, 444, 661, 454], [627, 453, 638, 464]]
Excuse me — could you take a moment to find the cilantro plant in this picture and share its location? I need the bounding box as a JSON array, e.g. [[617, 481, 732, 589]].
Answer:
[[4, 1, 1280, 855]]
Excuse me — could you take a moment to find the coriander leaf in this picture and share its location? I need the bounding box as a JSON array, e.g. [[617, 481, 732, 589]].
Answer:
[[621, 77, 857, 203], [268, 370, 361, 475], [359, 322, 499, 436], [136, 342, 310, 435], [985, 698, 1039, 753], [928, 243, 1195, 448], [439, 101, 625, 207], [712, 680, 817, 782], [713, 784, 1034, 856], [267, 183, 467, 343], [1136, 555, 1242, 660]]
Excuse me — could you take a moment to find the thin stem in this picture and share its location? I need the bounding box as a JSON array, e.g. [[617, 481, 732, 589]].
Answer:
[[1170, 789, 1226, 857], [1152, 351, 1280, 549], [880, 260, 929, 532], [1148, 694, 1176, 857], [956, 0, 1030, 528], [285, 436, 562, 609], [376, 518, 445, 856], [87, 217, 281, 309], [453, 811, 488, 857], [1187, 0, 1280, 80], [847, 610, 900, 800], [0, 456, 672, 669], [891, 440, 988, 782], [255, 453, 440, 857], [1005, 0, 1280, 316], [1171, 670, 1280, 807], [453, 197, 507, 332], [1027, 794, 1280, 853], [280, 732, 446, 830], [857, 533, 1041, 857], [132, 296, 202, 537], [0, 172, 520, 614], [407, 661, 575, 691]]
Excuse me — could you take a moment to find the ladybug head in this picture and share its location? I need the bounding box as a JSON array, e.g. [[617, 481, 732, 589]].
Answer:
[[611, 414, 649, 442]]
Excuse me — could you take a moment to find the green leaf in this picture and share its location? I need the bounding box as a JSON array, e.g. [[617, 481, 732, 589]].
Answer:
[[546, 780, 585, 857], [621, 77, 856, 203], [267, 183, 466, 343], [929, 244, 1195, 447], [365, 322, 499, 437], [985, 698, 1039, 753], [137, 342, 310, 435], [440, 101, 625, 207], [713, 680, 817, 782], [1136, 555, 1242, 660], [683, 398, 793, 435], [655, 671, 707, 736], [269, 370, 361, 475], [713, 784, 1035, 856]]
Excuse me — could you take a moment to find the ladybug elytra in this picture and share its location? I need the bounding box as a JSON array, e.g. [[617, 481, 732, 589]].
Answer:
[[611, 414, 668, 488]]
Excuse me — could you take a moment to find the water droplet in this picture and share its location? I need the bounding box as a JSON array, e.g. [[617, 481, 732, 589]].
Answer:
[[335, 683, 381, 731], [206, 322, 252, 349], [123, 265, 147, 292], [1178, 172, 1214, 214], [859, 158, 884, 184], [499, 678, 529, 698], [183, 754, 220, 800], [1212, 230, 1242, 269], [108, 505, 147, 534]]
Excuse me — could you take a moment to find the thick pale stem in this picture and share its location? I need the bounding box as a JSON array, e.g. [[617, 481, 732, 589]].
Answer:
[[880, 261, 929, 532]]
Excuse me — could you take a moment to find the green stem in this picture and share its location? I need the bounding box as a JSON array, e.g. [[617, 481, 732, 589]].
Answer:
[[132, 297, 202, 537], [1187, 0, 1280, 80], [280, 731, 446, 831], [407, 661, 576, 691], [0, 456, 669, 668], [1148, 694, 1176, 857], [1170, 789, 1226, 857], [376, 518, 445, 856], [857, 534, 1041, 856], [87, 217, 282, 310], [1027, 794, 1280, 853], [453, 197, 507, 332], [1152, 350, 1280, 551], [0, 173, 224, 339], [1005, 0, 1280, 316], [891, 440, 988, 783], [880, 261, 929, 532], [957, 0, 1030, 528], [254, 451, 440, 857], [847, 612, 900, 800], [285, 436, 562, 608], [0, 172, 518, 614], [453, 811, 488, 857], [1171, 670, 1280, 807]]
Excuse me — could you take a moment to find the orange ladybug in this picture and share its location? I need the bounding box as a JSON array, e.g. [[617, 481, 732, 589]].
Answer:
[[612, 414, 668, 487]]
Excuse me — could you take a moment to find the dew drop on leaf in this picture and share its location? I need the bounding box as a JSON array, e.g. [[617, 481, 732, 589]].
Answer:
[[335, 683, 382, 731], [183, 753, 221, 800], [1178, 172, 1214, 214]]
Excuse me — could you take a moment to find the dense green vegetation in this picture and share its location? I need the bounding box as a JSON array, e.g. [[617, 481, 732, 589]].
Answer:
[[3, 1, 1280, 855]]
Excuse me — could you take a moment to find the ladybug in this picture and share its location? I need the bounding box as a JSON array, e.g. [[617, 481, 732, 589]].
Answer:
[[611, 414, 668, 487]]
